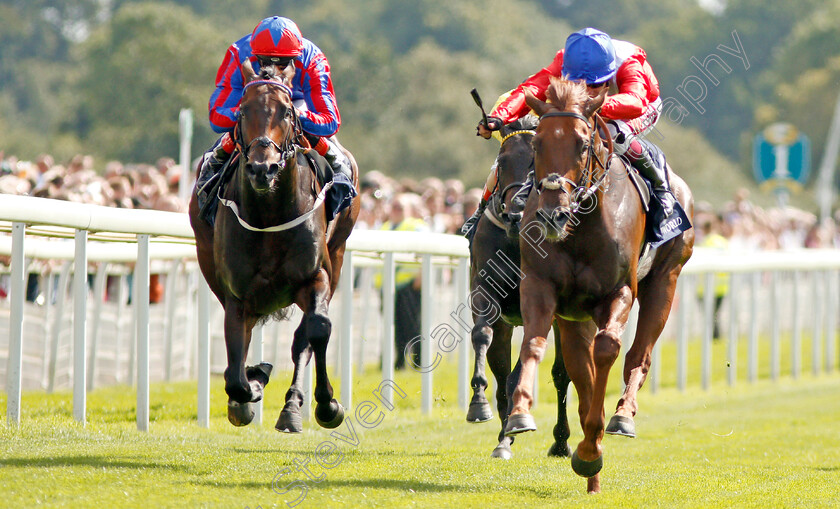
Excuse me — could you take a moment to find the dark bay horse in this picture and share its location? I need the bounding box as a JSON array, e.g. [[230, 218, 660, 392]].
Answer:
[[466, 119, 573, 461], [188, 63, 359, 432], [504, 77, 694, 493]]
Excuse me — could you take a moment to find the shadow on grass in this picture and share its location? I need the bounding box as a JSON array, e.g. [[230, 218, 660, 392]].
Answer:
[[0, 455, 194, 473], [305, 478, 563, 499], [814, 466, 840, 472], [198, 477, 566, 500], [230, 447, 441, 458], [190, 480, 268, 490], [193, 477, 470, 493]]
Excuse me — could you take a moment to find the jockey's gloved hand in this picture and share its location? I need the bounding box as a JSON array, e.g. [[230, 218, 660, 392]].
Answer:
[[476, 116, 503, 139]]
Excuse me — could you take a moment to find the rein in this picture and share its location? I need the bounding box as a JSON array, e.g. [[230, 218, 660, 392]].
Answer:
[[219, 78, 330, 232]]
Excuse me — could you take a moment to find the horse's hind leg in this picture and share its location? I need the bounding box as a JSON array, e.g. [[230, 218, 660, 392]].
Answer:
[[275, 324, 313, 433], [608, 260, 684, 438], [295, 268, 344, 430]]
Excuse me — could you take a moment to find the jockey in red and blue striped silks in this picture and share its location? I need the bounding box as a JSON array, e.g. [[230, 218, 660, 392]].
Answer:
[[209, 17, 340, 141], [196, 17, 356, 225]]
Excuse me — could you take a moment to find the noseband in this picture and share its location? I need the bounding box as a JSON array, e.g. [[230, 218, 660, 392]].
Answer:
[[237, 79, 299, 168], [535, 110, 614, 213]]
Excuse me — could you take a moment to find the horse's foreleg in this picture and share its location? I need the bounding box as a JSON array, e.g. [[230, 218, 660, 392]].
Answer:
[[608, 265, 682, 438], [570, 285, 633, 486], [297, 268, 344, 430], [485, 321, 514, 459], [504, 277, 555, 437], [466, 283, 498, 424], [467, 320, 494, 423], [223, 299, 262, 426], [275, 324, 313, 433]]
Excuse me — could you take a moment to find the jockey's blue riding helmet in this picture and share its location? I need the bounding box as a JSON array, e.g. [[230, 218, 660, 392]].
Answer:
[[562, 28, 617, 85], [251, 16, 303, 58]]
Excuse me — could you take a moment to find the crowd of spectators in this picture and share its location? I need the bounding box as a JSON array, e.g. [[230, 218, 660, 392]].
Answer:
[[3, 152, 840, 360], [693, 188, 839, 251], [1, 151, 839, 250], [0, 151, 185, 213]]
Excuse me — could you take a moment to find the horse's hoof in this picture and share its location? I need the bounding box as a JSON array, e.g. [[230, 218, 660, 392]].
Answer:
[[275, 404, 303, 434], [228, 400, 255, 427], [571, 450, 603, 478], [503, 413, 537, 436], [315, 400, 345, 429], [548, 441, 572, 458], [466, 400, 493, 423], [490, 444, 513, 460], [605, 414, 636, 438], [246, 362, 273, 387], [247, 380, 264, 403]]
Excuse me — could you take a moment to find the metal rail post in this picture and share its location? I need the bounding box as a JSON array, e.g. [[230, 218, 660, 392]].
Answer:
[[5, 223, 25, 426]]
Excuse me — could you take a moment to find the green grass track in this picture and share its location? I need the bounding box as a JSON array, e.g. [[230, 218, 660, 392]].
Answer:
[[2, 338, 839, 508]]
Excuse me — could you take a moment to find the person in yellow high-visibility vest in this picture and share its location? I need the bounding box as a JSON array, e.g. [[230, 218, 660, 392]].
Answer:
[[696, 215, 729, 339], [376, 194, 429, 369]]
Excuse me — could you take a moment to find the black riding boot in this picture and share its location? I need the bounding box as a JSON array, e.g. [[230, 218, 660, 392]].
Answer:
[[196, 139, 233, 223], [630, 141, 675, 217], [461, 198, 488, 237], [201, 148, 231, 187], [324, 140, 353, 180], [320, 138, 358, 222]]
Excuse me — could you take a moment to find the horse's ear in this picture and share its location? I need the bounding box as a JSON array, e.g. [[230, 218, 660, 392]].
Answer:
[[525, 90, 550, 117], [583, 86, 608, 118], [241, 59, 257, 83]]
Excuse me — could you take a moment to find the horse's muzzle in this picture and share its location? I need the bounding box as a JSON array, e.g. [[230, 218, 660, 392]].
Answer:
[[537, 206, 572, 241], [245, 161, 282, 192]]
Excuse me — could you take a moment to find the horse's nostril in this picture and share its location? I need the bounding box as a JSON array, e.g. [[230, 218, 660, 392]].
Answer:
[[269, 163, 280, 175]]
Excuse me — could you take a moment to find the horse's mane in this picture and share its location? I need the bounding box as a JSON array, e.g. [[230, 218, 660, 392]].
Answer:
[[546, 77, 589, 113]]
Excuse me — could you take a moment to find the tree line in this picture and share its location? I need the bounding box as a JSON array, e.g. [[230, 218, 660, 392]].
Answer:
[[2, 0, 839, 205]]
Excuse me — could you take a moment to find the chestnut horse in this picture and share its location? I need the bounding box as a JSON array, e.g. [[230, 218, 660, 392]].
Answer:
[[466, 118, 573, 461], [188, 63, 359, 432], [503, 78, 694, 493]]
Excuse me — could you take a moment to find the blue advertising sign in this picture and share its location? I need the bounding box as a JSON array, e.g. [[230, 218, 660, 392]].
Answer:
[[753, 123, 811, 191]]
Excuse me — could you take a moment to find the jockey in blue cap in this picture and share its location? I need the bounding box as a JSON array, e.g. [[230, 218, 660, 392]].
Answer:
[[466, 28, 679, 239], [197, 16, 352, 219]]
